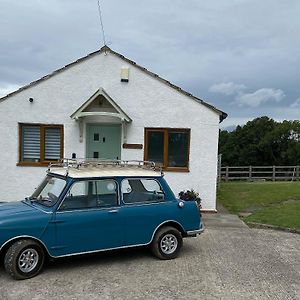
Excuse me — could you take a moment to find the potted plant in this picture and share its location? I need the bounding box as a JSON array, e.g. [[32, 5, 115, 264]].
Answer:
[[178, 189, 202, 210]]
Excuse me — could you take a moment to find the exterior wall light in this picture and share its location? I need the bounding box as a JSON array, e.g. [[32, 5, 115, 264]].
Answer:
[[121, 67, 129, 82]]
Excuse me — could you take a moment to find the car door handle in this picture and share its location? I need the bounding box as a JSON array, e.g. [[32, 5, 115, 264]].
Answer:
[[108, 209, 118, 214]]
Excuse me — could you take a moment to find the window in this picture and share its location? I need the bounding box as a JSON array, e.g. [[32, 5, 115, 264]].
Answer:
[[60, 179, 118, 211], [30, 175, 66, 207], [144, 128, 190, 171], [122, 179, 165, 204], [19, 124, 63, 165]]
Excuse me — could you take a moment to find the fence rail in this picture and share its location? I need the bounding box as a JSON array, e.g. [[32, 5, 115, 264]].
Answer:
[[220, 166, 300, 182]]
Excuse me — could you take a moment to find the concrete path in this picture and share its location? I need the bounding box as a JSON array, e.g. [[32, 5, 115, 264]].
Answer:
[[0, 210, 299, 300], [201, 209, 300, 299], [202, 211, 249, 229]]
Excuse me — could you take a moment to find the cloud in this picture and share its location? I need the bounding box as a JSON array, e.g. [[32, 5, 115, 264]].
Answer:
[[220, 117, 254, 129], [235, 88, 285, 108], [290, 97, 300, 108], [0, 0, 299, 123], [209, 82, 246, 95], [0, 84, 21, 98], [209, 81, 286, 108]]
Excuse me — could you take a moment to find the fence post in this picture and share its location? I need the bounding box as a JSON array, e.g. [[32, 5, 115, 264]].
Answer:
[[272, 166, 276, 181], [249, 166, 252, 181], [296, 166, 299, 181], [217, 154, 222, 184], [225, 166, 229, 182]]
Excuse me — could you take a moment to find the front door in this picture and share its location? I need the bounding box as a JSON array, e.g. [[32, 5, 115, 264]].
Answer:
[[86, 124, 121, 160]]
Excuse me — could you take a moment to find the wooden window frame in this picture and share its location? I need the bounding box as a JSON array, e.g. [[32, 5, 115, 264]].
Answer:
[[18, 123, 64, 167], [144, 128, 190, 172]]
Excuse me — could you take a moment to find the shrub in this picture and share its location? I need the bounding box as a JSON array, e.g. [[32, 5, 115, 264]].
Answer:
[[178, 189, 202, 209]]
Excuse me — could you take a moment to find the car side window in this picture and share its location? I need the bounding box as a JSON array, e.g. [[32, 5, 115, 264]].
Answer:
[[122, 179, 164, 204], [59, 179, 118, 211]]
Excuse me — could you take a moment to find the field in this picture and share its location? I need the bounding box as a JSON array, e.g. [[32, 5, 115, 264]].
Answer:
[[217, 181, 300, 230]]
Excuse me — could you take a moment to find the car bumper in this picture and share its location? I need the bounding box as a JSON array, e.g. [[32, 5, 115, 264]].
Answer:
[[186, 223, 204, 237]]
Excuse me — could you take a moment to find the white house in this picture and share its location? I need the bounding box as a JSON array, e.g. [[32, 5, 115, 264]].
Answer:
[[0, 46, 226, 211]]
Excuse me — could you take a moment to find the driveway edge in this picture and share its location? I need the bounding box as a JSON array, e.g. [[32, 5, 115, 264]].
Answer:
[[247, 222, 300, 234]]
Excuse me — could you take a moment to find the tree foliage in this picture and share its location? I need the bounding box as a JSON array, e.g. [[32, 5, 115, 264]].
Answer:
[[219, 117, 300, 166]]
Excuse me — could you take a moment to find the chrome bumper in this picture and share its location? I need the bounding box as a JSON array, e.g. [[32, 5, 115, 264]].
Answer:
[[186, 224, 205, 237]]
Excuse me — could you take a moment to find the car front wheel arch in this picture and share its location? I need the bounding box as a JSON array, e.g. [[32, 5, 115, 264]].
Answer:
[[1, 236, 49, 258], [4, 239, 46, 280]]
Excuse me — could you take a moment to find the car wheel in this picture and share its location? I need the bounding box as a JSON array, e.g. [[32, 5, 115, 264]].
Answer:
[[4, 239, 45, 280], [151, 226, 182, 260]]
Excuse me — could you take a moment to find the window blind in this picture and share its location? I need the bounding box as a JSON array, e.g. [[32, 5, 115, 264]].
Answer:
[[22, 126, 40, 161], [45, 128, 61, 160]]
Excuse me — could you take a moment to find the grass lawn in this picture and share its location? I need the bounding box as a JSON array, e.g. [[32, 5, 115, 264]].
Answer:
[[217, 181, 300, 230]]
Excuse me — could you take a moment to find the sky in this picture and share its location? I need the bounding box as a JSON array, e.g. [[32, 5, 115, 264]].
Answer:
[[0, 0, 299, 129]]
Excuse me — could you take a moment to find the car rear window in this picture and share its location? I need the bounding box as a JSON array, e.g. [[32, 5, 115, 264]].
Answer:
[[121, 179, 164, 204]]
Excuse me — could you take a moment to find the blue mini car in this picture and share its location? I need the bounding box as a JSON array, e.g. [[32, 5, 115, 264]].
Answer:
[[0, 160, 204, 280]]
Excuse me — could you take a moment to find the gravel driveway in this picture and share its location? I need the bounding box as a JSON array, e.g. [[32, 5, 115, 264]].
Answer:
[[0, 213, 299, 300]]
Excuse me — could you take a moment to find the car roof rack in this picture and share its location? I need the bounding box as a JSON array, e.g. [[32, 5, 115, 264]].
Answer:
[[48, 158, 162, 176]]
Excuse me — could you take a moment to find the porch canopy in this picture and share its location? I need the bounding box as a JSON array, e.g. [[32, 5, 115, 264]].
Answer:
[[70, 88, 132, 122], [70, 88, 132, 142]]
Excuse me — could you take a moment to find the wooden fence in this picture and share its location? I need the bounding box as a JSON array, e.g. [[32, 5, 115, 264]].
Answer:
[[219, 166, 300, 182]]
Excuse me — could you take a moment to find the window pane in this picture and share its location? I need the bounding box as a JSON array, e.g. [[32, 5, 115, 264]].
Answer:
[[95, 180, 118, 207], [94, 180, 118, 207], [140, 179, 162, 192], [168, 132, 189, 167], [61, 180, 117, 210], [22, 126, 40, 162], [147, 131, 164, 164], [45, 128, 61, 160], [61, 181, 94, 210], [94, 180, 117, 195], [122, 179, 164, 204], [31, 176, 66, 207]]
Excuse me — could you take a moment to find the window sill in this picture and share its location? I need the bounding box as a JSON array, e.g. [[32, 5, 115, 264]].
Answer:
[[163, 167, 190, 173], [17, 161, 58, 167]]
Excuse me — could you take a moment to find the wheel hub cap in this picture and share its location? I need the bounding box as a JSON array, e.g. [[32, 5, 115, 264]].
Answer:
[[18, 248, 39, 273], [160, 234, 178, 254]]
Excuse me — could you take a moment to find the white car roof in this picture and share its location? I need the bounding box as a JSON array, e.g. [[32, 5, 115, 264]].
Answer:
[[49, 166, 162, 178], [48, 159, 162, 179]]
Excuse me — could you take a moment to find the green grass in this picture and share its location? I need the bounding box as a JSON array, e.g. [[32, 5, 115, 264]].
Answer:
[[218, 181, 300, 230]]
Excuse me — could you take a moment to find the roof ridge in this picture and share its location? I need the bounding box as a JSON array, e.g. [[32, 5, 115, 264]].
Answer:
[[0, 45, 227, 122]]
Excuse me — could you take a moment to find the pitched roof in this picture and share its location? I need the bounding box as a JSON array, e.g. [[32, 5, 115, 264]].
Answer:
[[0, 45, 227, 122]]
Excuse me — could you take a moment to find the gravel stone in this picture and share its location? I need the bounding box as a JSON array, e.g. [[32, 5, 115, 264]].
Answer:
[[0, 213, 299, 300]]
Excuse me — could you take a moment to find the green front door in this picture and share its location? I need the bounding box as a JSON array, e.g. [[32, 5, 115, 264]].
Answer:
[[86, 124, 121, 160]]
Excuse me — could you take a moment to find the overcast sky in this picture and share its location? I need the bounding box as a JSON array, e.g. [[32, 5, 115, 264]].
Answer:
[[1, 0, 299, 128]]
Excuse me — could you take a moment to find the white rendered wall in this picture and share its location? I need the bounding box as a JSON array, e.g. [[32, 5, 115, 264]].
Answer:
[[0, 51, 220, 210]]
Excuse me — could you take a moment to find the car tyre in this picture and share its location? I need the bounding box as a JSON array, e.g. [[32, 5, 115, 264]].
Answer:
[[151, 226, 182, 260], [4, 239, 45, 280]]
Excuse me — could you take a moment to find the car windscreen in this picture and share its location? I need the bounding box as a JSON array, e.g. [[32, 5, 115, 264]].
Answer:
[[29, 175, 66, 207]]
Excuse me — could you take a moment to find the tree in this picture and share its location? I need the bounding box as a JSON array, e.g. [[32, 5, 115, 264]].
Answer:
[[219, 117, 300, 166]]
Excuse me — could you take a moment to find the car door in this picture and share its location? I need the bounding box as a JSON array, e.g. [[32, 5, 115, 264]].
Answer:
[[52, 179, 124, 257], [120, 178, 174, 246]]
